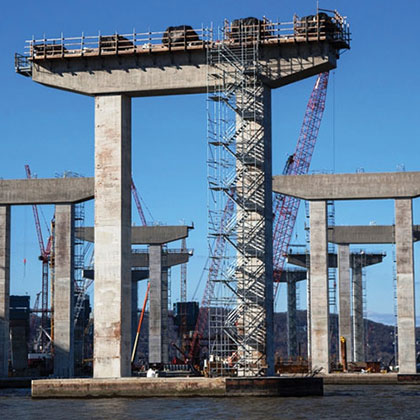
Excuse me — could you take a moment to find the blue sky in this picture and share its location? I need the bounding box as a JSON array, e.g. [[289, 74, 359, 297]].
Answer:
[[1, 0, 419, 322]]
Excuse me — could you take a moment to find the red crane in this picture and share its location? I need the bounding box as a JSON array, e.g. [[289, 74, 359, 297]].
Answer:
[[25, 164, 53, 351], [131, 177, 148, 226], [272, 72, 329, 297]]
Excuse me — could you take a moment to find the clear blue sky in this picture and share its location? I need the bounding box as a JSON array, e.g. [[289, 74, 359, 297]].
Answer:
[[1, 0, 419, 322]]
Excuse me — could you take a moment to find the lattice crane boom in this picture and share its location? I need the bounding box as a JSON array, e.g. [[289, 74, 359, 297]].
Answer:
[[25, 164, 52, 351], [25, 165, 47, 258], [131, 177, 147, 226], [272, 72, 329, 295]]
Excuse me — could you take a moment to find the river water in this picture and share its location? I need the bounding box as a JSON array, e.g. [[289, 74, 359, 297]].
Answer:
[[1, 385, 419, 419]]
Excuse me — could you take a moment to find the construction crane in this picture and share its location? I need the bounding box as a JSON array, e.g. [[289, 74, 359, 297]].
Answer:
[[189, 72, 329, 362], [131, 176, 148, 227], [272, 71, 329, 297], [25, 164, 53, 352]]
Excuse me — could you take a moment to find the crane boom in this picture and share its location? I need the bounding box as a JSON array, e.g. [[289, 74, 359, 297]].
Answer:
[[131, 177, 148, 226], [273, 72, 329, 296], [25, 165, 46, 257], [25, 164, 52, 351]]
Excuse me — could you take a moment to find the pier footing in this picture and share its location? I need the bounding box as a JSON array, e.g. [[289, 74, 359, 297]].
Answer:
[[31, 376, 323, 398]]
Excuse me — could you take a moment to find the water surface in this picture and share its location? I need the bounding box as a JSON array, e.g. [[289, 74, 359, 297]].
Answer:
[[1, 385, 419, 419]]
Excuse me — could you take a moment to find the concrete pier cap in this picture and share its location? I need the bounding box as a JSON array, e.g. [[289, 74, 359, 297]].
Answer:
[[272, 171, 420, 200], [0, 177, 94, 205], [17, 14, 350, 97], [76, 225, 193, 245]]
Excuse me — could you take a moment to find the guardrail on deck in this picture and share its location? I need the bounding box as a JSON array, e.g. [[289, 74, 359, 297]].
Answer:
[[15, 12, 350, 75]]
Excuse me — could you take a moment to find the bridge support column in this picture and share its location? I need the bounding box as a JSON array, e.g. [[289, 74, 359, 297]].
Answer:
[[149, 245, 163, 365], [338, 244, 352, 363], [131, 279, 138, 350], [287, 279, 297, 358], [54, 204, 75, 377], [352, 258, 364, 363], [395, 199, 417, 374], [93, 94, 132, 378], [309, 200, 330, 372], [161, 268, 169, 364], [0, 206, 10, 377]]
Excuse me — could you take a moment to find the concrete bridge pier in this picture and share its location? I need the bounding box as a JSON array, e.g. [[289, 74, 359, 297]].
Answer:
[[0, 206, 10, 377], [287, 280, 297, 357], [337, 244, 352, 363], [351, 257, 364, 363], [80, 224, 192, 370], [395, 199, 417, 374], [94, 94, 132, 378], [53, 205, 75, 377], [309, 200, 330, 373], [274, 171, 420, 373], [149, 245, 166, 366], [277, 270, 307, 358]]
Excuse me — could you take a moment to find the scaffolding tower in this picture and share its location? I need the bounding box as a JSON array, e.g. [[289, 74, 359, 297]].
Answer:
[[327, 200, 338, 362], [73, 202, 86, 323], [304, 202, 311, 360], [207, 20, 273, 376]]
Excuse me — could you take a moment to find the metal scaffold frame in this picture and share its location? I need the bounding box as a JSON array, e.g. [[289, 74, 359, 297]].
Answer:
[[207, 20, 273, 376], [327, 200, 338, 363]]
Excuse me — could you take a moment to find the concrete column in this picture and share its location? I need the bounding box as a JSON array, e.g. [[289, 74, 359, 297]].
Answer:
[[352, 260, 364, 363], [94, 94, 132, 378], [309, 200, 330, 372], [395, 199, 417, 374], [235, 85, 274, 375], [0, 206, 10, 377], [53, 205, 75, 377], [263, 86, 275, 376], [131, 279, 138, 350], [307, 272, 311, 360], [287, 280, 297, 358], [149, 245, 162, 365], [338, 244, 352, 363], [161, 268, 169, 364]]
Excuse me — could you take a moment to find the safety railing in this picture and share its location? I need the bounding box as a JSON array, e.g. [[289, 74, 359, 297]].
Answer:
[[15, 11, 350, 76], [21, 26, 212, 60], [131, 248, 194, 254], [14, 53, 32, 76]]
